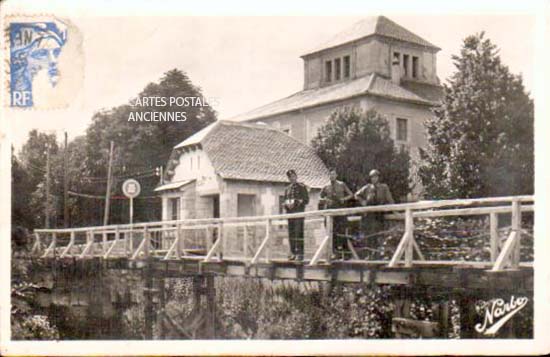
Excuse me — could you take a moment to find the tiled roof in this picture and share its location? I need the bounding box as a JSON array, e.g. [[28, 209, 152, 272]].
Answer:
[[228, 74, 440, 122], [302, 16, 440, 57], [174, 121, 330, 188], [401, 80, 444, 103]]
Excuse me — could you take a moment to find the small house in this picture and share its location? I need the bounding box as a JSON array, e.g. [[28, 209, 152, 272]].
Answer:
[[155, 120, 330, 222]]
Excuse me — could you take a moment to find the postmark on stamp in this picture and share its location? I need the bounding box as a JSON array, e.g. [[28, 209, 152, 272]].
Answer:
[[5, 16, 84, 109]]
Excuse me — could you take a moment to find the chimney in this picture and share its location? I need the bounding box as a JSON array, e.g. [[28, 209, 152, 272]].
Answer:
[[391, 53, 402, 85]]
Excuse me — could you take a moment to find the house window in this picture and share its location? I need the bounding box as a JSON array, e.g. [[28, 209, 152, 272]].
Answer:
[[393, 52, 400, 65], [325, 60, 332, 82], [343, 56, 350, 78], [412, 56, 419, 78], [396, 118, 408, 141], [170, 197, 180, 221], [190, 157, 193, 170], [403, 54, 409, 77], [237, 194, 256, 217], [197, 155, 201, 170], [334, 58, 341, 80]]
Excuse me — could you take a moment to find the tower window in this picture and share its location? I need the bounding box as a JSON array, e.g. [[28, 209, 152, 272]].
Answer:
[[343, 56, 350, 78], [403, 54, 409, 77], [412, 56, 419, 78], [396, 118, 408, 141], [335, 58, 341, 80], [325, 61, 332, 82]]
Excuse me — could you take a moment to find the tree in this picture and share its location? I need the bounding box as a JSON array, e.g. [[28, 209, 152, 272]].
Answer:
[[75, 68, 217, 225], [419, 33, 534, 199], [12, 68, 217, 229], [311, 108, 411, 202]]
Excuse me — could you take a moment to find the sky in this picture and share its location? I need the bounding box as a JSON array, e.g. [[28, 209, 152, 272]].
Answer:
[[5, 13, 536, 150]]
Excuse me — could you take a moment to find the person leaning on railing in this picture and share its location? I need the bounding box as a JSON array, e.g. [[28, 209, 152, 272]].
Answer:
[[354, 169, 394, 259], [319, 169, 354, 260], [283, 169, 309, 261]]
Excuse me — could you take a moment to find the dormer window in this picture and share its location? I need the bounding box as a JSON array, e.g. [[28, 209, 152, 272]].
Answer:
[[325, 61, 332, 82], [335, 58, 341, 80]]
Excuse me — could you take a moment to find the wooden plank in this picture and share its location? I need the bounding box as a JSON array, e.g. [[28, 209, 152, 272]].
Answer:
[[250, 223, 274, 265], [204, 232, 223, 262], [346, 239, 360, 260], [102, 232, 107, 254], [33, 195, 534, 235], [309, 235, 330, 266], [177, 224, 184, 258], [326, 216, 333, 264], [242, 225, 248, 258], [404, 209, 413, 267], [217, 222, 224, 260], [264, 219, 271, 262], [60, 231, 75, 258], [31, 233, 41, 255], [388, 232, 409, 267], [143, 226, 150, 258], [130, 237, 147, 260], [41, 234, 55, 258], [392, 318, 440, 338], [491, 231, 518, 271], [412, 239, 424, 261], [490, 212, 499, 262], [511, 200, 522, 269], [163, 237, 179, 260], [103, 239, 119, 259]]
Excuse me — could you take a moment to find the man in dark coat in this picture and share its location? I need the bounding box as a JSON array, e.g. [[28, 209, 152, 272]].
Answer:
[[355, 169, 394, 259], [283, 169, 309, 261], [320, 169, 353, 260]]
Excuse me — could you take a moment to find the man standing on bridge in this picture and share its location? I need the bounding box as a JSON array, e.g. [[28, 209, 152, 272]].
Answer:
[[283, 169, 309, 261], [355, 169, 394, 259], [320, 169, 354, 260]]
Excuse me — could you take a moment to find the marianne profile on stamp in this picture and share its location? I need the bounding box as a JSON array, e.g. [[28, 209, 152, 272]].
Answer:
[[8, 18, 83, 108]]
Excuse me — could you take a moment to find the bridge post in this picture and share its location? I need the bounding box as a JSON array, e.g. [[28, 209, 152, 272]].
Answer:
[[490, 213, 499, 262], [511, 200, 521, 269]]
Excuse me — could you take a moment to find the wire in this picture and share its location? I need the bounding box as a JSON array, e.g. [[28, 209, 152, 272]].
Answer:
[[68, 190, 160, 200]]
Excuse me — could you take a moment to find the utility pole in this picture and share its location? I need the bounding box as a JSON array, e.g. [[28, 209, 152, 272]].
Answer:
[[45, 146, 51, 228], [103, 141, 114, 226], [63, 132, 69, 228]]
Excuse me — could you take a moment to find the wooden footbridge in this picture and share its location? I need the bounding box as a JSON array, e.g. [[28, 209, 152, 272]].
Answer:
[[31, 195, 534, 339]]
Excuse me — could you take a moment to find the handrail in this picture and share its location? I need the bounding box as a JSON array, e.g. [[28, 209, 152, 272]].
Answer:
[[31, 195, 534, 272], [34, 195, 534, 234]]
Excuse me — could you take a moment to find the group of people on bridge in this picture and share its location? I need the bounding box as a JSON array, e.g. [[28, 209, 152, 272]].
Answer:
[[283, 168, 394, 262]]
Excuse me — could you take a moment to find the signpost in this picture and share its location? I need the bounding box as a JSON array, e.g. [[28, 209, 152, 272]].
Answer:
[[122, 179, 141, 224], [122, 179, 141, 253]]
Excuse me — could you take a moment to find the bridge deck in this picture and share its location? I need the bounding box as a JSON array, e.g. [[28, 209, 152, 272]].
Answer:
[[34, 195, 534, 291]]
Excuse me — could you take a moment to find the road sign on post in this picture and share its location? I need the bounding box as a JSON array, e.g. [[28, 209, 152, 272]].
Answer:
[[122, 179, 141, 224]]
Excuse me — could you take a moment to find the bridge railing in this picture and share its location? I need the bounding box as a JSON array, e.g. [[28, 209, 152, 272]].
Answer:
[[33, 195, 534, 271]]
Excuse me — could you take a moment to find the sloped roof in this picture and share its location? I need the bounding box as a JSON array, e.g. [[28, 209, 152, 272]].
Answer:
[[154, 179, 195, 192], [302, 16, 440, 57], [228, 74, 440, 122], [173, 121, 330, 188]]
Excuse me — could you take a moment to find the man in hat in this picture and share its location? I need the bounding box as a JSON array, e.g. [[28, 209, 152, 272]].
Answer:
[[283, 169, 309, 261], [355, 169, 394, 258], [320, 169, 354, 260]]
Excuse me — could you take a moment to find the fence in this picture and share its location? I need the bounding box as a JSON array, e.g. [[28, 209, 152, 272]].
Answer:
[[32, 195, 534, 272]]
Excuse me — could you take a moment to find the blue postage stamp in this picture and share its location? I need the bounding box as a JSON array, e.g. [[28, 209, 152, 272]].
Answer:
[[7, 18, 83, 108]]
